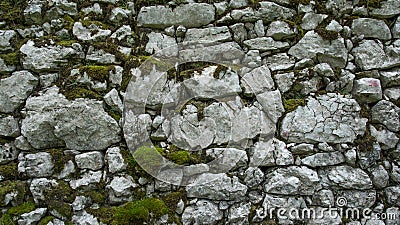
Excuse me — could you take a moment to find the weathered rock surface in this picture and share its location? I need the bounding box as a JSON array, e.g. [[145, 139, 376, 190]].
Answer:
[[371, 100, 400, 132], [21, 87, 121, 150], [352, 18, 391, 40], [352, 40, 400, 70], [20, 40, 83, 72], [352, 78, 383, 103], [18, 152, 54, 178], [182, 200, 223, 225], [0, 71, 38, 113], [264, 166, 320, 195], [325, 165, 373, 190], [288, 31, 348, 68], [138, 3, 215, 29], [186, 173, 247, 201], [280, 93, 367, 143], [0, 116, 20, 137], [75, 152, 104, 170]]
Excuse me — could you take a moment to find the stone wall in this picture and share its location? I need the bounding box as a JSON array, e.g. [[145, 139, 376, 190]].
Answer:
[[0, 0, 400, 224]]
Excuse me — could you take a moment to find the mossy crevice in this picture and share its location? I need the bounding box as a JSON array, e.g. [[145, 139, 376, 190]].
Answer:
[[0, 181, 27, 207], [79, 65, 116, 82], [0, 52, 19, 66], [0, 201, 35, 224], [44, 181, 74, 219], [0, 163, 18, 181]]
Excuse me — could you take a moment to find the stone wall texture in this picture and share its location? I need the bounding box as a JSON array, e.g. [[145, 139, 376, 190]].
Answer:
[[0, 0, 400, 224]]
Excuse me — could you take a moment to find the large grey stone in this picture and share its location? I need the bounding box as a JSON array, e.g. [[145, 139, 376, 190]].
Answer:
[[138, 3, 215, 29], [352, 40, 400, 70], [107, 175, 137, 204], [262, 194, 307, 225], [0, 71, 38, 113], [145, 32, 177, 56], [371, 100, 400, 132], [22, 86, 121, 150], [53, 99, 121, 150], [371, 0, 400, 18], [352, 18, 391, 40], [280, 93, 367, 143], [18, 152, 54, 178], [186, 173, 247, 201], [20, 40, 84, 72], [18, 208, 47, 225], [241, 65, 274, 95], [326, 165, 373, 190], [264, 166, 320, 195], [385, 186, 400, 206], [105, 147, 126, 174], [288, 31, 348, 68]]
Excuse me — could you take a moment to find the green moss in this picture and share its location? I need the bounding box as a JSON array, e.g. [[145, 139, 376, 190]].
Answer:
[[44, 181, 74, 219], [57, 40, 77, 47], [283, 99, 306, 113], [315, 26, 339, 41], [79, 65, 115, 82], [0, 202, 35, 225], [167, 151, 191, 165], [87, 207, 114, 224], [83, 191, 106, 204], [112, 198, 169, 225], [0, 52, 19, 65], [133, 146, 164, 172], [0, 163, 18, 180], [38, 216, 55, 225], [162, 191, 185, 214], [0, 0, 26, 25], [0, 181, 27, 207], [62, 87, 102, 100], [80, 20, 109, 29], [48, 149, 73, 175]]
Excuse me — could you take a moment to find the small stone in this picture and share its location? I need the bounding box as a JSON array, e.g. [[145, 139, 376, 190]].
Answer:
[[301, 151, 345, 167], [18, 152, 54, 178], [107, 175, 137, 204], [352, 78, 382, 103], [371, 100, 400, 132], [105, 147, 126, 173], [380, 68, 400, 88], [369, 165, 389, 189], [275, 72, 295, 93], [243, 37, 289, 51], [266, 53, 295, 71], [75, 152, 104, 170], [0, 116, 20, 137], [72, 22, 111, 42], [70, 171, 103, 189], [0, 30, 16, 52], [370, 125, 399, 150], [266, 20, 295, 40], [104, 88, 123, 113], [301, 12, 328, 30], [385, 186, 400, 206]]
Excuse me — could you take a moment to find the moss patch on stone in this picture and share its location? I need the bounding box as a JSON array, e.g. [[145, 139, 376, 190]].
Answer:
[[79, 65, 115, 82], [283, 98, 306, 113], [0, 181, 27, 207], [48, 148, 74, 175], [38, 216, 55, 225], [0, 0, 27, 25], [0, 52, 19, 65], [0, 201, 35, 224], [112, 198, 169, 225], [62, 87, 102, 100], [44, 181, 74, 219], [0, 163, 18, 181]]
